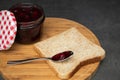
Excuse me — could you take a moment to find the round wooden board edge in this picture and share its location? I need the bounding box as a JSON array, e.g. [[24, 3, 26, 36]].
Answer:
[[45, 17, 101, 45]]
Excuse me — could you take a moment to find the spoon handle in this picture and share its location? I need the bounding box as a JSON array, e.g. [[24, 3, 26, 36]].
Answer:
[[7, 57, 51, 65]]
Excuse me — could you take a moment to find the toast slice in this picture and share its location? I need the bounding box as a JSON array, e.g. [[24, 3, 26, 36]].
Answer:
[[34, 27, 105, 79]]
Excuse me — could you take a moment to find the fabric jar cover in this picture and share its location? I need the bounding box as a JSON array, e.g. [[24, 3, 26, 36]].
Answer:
[[0, 10, 17, 50]]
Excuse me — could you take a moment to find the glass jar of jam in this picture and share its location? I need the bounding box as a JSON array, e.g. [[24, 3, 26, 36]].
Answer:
[[9, 3, 45, 44]]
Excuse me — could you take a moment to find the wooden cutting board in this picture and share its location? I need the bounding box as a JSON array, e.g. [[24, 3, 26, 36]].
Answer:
[[0, 17, 100, 80]]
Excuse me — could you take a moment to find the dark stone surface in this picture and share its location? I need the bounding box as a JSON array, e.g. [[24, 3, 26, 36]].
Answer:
[[0, 0, 120, 80]]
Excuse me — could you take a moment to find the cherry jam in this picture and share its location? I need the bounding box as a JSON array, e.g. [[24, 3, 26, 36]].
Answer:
[[52, 51, 73, 61], [9, 3, 45, 43]]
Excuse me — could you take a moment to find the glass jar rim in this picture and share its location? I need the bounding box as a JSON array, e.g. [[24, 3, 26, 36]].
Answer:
[[9, 2, 45, 29]]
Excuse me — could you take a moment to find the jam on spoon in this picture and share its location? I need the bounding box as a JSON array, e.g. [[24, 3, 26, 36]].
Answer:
[[7, 51, 74, 65], [51, 51, 73, 61]]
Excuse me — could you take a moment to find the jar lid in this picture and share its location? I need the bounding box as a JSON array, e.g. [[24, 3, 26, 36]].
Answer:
[[0, 10, 17, 50]]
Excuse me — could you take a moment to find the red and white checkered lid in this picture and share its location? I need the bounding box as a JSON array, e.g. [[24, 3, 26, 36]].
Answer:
[[0, 10, 17, 50]]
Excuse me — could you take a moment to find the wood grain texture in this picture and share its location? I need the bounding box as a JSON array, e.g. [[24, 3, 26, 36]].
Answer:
[[0, 17, 100, 80]]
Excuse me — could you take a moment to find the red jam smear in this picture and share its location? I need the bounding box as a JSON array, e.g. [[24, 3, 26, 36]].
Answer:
[[52, 51, 73, 61]]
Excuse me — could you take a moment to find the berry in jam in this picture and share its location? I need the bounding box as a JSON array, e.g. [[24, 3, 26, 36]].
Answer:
[[9, 3, 45, 43], [10, 3, 43, 22]]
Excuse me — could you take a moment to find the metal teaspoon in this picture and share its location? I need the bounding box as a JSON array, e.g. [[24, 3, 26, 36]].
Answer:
[[7, 51, 73, 65]]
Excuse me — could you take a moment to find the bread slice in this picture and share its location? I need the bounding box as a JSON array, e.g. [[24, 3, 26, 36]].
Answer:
[[34, 27, 105, 79]]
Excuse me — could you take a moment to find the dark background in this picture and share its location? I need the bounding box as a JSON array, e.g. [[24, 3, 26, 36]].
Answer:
[[0, 0, 120, 80]]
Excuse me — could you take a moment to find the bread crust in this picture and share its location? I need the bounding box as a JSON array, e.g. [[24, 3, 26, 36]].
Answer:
[[34, 29, 105, 79]]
